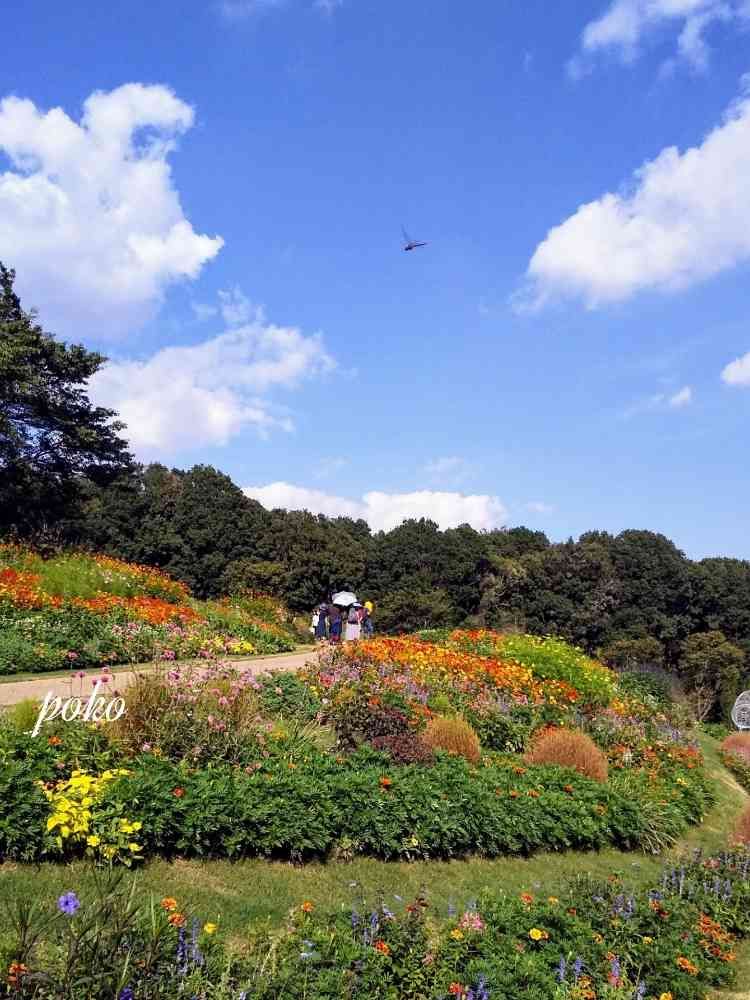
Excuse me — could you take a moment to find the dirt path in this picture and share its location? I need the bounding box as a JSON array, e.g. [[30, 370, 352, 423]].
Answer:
[[0, 650, 315, 706]]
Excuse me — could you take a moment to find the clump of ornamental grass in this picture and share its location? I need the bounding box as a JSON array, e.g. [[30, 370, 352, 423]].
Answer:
[[525, 726, 608, 783], [722, 731, 750, 763], [422, 715, 481, 765]]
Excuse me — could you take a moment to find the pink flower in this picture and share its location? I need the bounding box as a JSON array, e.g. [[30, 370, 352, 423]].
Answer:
[[66, 651, 79, 661], [99, 675, 110, 683], [76, 671, 86, 679], [101, 666, 111, 674]]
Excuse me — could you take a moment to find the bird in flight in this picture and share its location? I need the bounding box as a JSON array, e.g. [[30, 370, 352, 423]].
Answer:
[[402, 226, 428, 252]]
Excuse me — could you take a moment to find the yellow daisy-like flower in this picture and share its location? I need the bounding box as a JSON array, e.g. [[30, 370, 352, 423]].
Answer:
[[642, 936, 654, 945], [547, 896, 559, 905], [529, 927, 548, 941], [203, 922, 218, 935], [86, 835, 101, 847], [450, 928, 464, 940]]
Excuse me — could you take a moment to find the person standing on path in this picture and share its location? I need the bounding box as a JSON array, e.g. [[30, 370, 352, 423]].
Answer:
[[314, 603, 329, 640], [328, 605, 342, 643], [345, 604, 361, 642]]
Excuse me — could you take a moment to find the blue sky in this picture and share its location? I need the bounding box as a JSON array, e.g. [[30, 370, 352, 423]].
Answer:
[[2, 0, 750, 557]]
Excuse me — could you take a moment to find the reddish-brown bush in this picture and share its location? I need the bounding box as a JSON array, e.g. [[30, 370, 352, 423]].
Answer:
[[423, 715, 481, 765], [371, 733, 435, 765], [525, 727, 608, 783], [732, 803, 750, 846], [722, 732, 750, 763]]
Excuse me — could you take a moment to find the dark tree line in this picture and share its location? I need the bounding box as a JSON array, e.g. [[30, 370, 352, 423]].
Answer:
[[2, 262, 748, 718]]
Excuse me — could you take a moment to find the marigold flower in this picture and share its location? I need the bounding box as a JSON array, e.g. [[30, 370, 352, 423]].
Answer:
[[659, 994, 673, 1000], [172, 787, 185, 798], [520, 892, 534, 905], [373, 940, 390, 955], [48, 735, 62, 746], [168, 912, 186, 927], [379, 776, 393, 788], [160, 897, 178, 911], [529, 927, 549, 941], [301, 901, 315, 913], [450, 928, 464, 940], [448, 984, 464, 996]]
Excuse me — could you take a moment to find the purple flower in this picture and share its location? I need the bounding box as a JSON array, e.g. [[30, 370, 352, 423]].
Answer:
[[557, 956, 567, 983], [573, 956, 583, 981], [57, 891, 80, 916], [119, 988, 134, 1000]]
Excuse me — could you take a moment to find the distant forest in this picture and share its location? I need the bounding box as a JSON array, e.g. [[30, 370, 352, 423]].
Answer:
[[2, 260, 748, 719]]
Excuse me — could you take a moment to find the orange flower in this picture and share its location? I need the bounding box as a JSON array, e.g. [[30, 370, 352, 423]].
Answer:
[[509, 790, 519, 798], [520, 892, 534, 905], [160, 897, 178, 911], [563, 784, 574, 794], [373, 940, 390, 956], [448, 985, 465, 996], [48, 735, 62, 746], [7, 962, 28, 985], [379, 776, 393, 789], [301, 901, 315, 913], [172, 787, 185, 798], [677, 956, 699, 975], [168, 912, 186, 927], [527, 790, 540, 798]]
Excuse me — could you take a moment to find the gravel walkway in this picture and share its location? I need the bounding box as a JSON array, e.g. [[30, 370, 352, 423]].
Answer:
[[0, 651, 314, 706]]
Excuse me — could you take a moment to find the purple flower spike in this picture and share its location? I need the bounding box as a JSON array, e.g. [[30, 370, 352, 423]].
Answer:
[[57, 891, 80, 916]]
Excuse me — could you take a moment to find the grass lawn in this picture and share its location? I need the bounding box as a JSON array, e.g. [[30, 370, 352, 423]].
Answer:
[[1, 735, 748, 994], [0, 646, 315, 684]]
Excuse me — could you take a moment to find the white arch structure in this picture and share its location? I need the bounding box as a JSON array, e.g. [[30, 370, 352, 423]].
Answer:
[[731, 691, 750, 730]]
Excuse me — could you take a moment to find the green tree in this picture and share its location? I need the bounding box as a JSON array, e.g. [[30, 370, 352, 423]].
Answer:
[[375, 587, 456, 634], [599, 636, 665, 671], [0, 264, 131, 536], [680, 630, 745, 721]]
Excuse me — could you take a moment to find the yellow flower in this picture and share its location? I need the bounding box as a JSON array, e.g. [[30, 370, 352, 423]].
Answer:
[[659, 994, 673, 1000], [642, 936, 653, 945], [128, 842, 141, 852], [203, 922, 217, 935], [450, 928, 464, 940], [86, 835, 101, 847], [547, 896, 559, 905], [529, 927, 549, 941]]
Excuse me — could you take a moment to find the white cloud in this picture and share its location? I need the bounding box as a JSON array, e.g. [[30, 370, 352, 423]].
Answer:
[[668, 385, 693, 406], [422, 456, 473, 486], [0, 84, 223, 338], [88, 297, 335, 454], [721, 350, 750, 384], [622, 384, 694, 416], [244, 483, 509, 532], [571, 0, 749, 74], [519, 81, 750, 309], [526, 501, 556, 514], [313, 457, 348, 480]]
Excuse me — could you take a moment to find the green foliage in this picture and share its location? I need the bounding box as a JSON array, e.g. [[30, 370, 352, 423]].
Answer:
[[599, 635, 664, 670], [257, 671, 322, 721], [0, 263, 131, 538], [0, 762, 49, 860], [681, 630, 745, 721], [375, 586, 457, 633]]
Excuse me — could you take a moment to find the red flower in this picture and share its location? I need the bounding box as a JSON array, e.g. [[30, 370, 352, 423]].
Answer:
[[172, 787, 185, 798]]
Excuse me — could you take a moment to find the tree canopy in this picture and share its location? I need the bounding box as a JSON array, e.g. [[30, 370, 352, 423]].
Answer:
[[0, 263, 131, 536]]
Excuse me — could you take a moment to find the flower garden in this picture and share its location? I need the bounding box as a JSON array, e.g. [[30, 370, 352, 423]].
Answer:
[[0, 546, 297, 674], [2, 605, 750, 999]]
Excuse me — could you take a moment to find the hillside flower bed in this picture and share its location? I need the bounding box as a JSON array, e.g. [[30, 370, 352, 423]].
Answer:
[[0, 628, 713, 864], [2, 849, 749, 999], [0, 547, 296, 673]]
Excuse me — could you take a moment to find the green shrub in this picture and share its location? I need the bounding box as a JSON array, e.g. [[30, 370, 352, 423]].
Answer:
[[0, 762, 49, 860], [257, 671, 321, 721]]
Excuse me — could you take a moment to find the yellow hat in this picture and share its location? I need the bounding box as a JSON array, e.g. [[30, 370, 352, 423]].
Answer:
[[365, 601, 373, 612]]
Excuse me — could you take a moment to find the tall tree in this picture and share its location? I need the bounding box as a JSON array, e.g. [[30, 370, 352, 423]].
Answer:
[[0, 264, 131, 535]]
